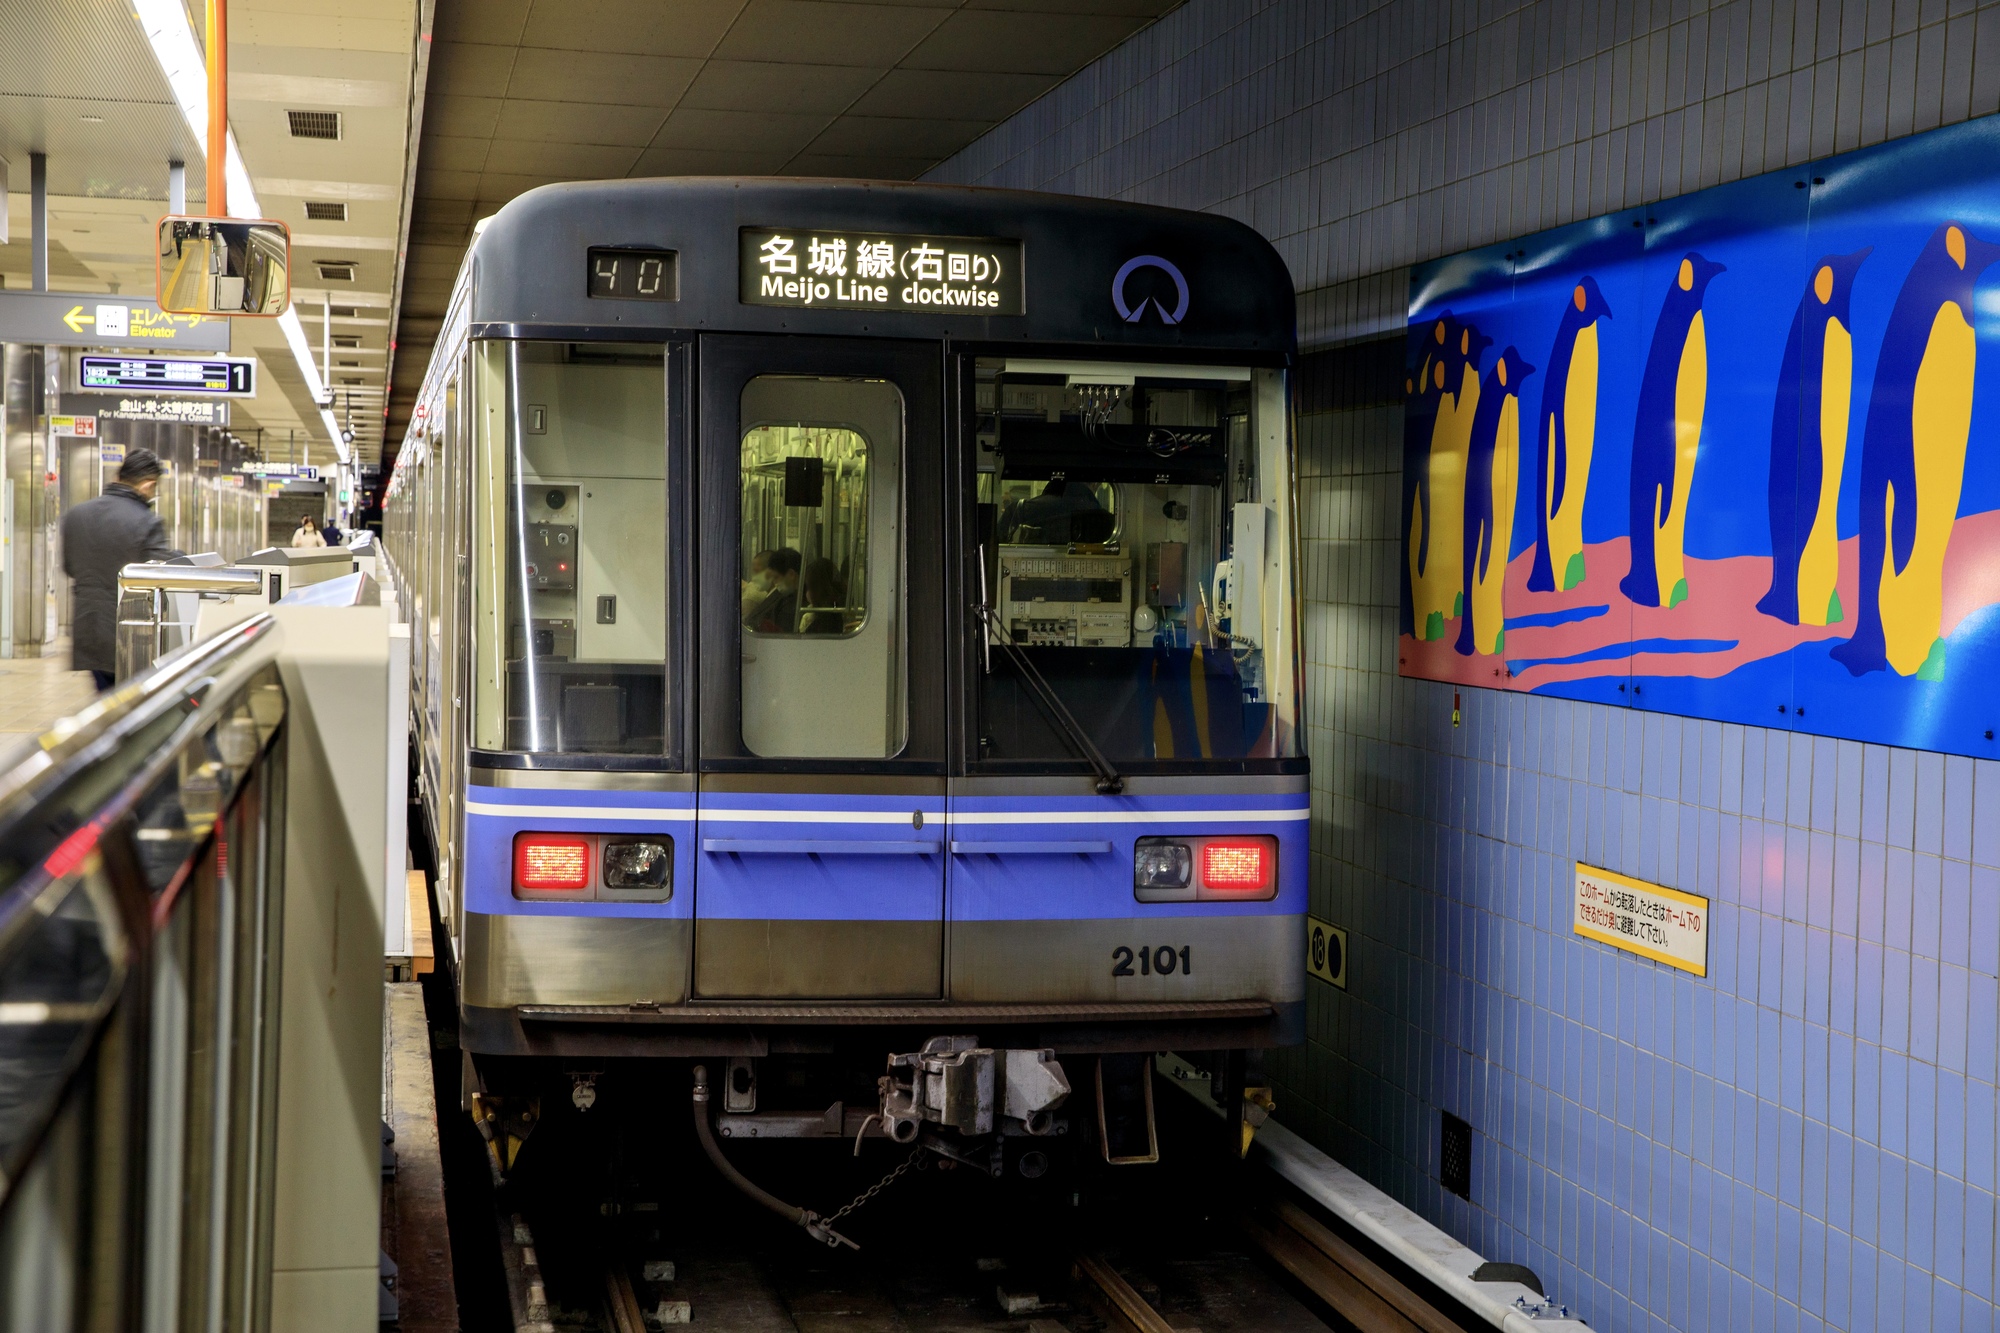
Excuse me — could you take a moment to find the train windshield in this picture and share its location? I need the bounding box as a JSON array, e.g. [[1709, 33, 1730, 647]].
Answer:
[[470, 340, 670, 756], [972, 358, 1299, 765]]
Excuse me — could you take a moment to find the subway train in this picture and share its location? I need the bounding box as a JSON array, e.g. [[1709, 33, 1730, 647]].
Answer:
[[381, 178, 1307, 1232]]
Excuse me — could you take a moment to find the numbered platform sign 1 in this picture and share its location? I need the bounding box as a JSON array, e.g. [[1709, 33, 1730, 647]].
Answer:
[[1573, 863, 1709, 976], [1305, 915, 1346, 990]]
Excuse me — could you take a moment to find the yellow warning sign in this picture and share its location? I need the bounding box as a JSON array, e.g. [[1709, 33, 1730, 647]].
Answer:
[[1306, 915, 1346, 989]]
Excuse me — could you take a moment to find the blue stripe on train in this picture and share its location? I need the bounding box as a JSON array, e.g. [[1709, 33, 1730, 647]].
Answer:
[[464, 784, 1305, 921]]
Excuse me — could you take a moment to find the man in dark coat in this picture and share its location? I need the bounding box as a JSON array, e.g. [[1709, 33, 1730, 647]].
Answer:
[[60, 448, 177, 689]]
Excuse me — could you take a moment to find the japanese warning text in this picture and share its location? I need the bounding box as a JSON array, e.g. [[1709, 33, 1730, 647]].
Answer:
[[1572, 863, 1709, 976]]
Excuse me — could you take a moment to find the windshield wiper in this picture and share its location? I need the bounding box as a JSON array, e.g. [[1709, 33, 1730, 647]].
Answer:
[[974, 547, 1124, 796]]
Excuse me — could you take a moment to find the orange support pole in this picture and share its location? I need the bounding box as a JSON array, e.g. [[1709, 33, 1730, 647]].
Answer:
[[205, 0, 227, 216]]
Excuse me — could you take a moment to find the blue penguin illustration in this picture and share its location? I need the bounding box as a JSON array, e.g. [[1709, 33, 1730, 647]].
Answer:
[[1756, 249, 1871, 626], [1528, 277, 1613, 593], [1620, 254, 1726, 609], [1456, 347, 1536, 657], [1832, 223, 2000, 678]]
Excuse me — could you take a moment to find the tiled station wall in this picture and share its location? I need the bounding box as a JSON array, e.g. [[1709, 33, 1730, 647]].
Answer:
[[930, 3, 2000, 1329]]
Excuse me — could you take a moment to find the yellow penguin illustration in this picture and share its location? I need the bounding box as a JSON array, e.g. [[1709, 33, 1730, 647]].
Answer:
[[1414, 322, 1490, 636]]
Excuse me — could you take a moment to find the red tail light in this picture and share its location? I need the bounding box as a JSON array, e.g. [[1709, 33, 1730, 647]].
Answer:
[[1199, 838, 1272, 891], [514, 833, 591, 890]]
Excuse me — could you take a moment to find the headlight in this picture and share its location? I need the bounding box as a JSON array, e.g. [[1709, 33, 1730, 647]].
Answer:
[[1134, 839, 1192, 890], [603, 839, 670, 889]]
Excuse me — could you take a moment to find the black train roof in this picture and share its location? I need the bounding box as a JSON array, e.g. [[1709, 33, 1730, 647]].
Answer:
[[470, 177, 1296, 359]]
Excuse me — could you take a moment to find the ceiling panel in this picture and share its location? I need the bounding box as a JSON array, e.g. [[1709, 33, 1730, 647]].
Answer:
[[651, 108, 831, 155], [805, 115, 992, 158], [517, 0, 751, 58], [391, 0, 1184, 453], [709, 0, 953, 66], [844, 66, 1057, 120], [678, 60, 883, 113], [491, 99, 667, 147], [903, 10, 1149, 73], [504, 49, 704, 107]]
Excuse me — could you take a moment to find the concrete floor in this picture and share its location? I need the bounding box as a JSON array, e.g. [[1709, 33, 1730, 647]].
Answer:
[[0, 645, 100, 754]]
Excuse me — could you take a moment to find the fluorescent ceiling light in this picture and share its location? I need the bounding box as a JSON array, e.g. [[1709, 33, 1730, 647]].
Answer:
[[133, 0, 347, 465]]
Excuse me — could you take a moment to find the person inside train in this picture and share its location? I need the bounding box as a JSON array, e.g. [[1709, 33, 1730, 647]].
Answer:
[[292, 514, 327, 548], [741, 549, 775, 620], [799, 558, 847, 635], [1003, 477, 1104, 544], [743, 547, 800, 632]]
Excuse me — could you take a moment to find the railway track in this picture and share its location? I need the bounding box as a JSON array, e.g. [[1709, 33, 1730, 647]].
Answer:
[[468, 1073, 1482, 1333]]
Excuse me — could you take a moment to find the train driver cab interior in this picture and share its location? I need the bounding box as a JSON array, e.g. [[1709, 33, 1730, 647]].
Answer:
[[476, 341, 671, 757], [972, 358, 1299, 767]]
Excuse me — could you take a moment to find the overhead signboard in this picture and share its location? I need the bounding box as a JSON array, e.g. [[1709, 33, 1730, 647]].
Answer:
[[96, 397, 230, 426], [740, 228, 1024, 315], [238, 462, 318, 481], [77, 354, 255, 398], [1572, 863, 1709, 976], [0, 291, 231, 351]]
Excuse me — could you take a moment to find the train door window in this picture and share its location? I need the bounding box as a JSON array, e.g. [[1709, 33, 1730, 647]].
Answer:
[[737, 375, 904, 758], [472, 340, 671, 757], [970, 357, 1300, 764]]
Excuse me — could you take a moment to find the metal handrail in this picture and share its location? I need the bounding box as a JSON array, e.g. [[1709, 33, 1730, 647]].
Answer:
[[115, 561, 266, 682], [0, 613, 289, 1328], [116, 564, 265, 595]]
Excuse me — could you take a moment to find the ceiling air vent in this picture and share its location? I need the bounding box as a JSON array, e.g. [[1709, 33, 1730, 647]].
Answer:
[[304, 200, 347, 221], [330, 306, 357, 317], [287, 110, 342, 140], [316, 261, 357, 282], [332, 335, 362, 348]]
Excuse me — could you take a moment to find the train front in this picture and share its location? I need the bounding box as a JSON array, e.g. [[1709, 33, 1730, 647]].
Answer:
[[443, 179, 1306, 1184]]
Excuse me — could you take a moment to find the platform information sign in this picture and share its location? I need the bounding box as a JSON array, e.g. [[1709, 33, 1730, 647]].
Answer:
[[98, 397, 229, 426], [1573, 863, 1708, 975], [1305, 915, 1347, 989], [79, 355, 255, 397]]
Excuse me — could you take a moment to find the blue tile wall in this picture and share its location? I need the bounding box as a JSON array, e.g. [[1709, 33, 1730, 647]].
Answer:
[[930, 3, 2000, 1329]]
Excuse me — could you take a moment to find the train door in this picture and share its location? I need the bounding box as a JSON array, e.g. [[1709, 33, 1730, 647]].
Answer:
[[693, 336, 947, 999]]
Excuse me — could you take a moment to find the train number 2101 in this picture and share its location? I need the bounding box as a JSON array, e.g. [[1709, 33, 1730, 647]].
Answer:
[[1112, 945, 1191, 977]]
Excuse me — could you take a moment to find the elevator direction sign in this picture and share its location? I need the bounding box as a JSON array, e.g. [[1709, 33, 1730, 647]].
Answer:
[[0, 290, 231, 351], [78, 354, 255, 398], [1573, 863, 1709, 976]]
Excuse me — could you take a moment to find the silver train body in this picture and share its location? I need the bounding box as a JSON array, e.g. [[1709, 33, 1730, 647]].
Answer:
[[382, 178, 1306, 1152]]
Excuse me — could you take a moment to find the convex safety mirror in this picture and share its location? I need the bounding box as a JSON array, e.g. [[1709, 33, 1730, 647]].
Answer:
[[155, 216, 291, 316]]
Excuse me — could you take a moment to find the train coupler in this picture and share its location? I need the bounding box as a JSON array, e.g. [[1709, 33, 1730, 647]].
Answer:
[[877, 1036, 1071, 1144]]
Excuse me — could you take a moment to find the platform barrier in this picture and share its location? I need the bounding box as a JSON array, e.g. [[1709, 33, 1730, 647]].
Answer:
[[0, 591, 397, 1329]]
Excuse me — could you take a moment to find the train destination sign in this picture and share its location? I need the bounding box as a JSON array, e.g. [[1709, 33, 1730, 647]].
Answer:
[[740, 228, 1023, 315], [78, 354, 256, 398], [1572, 863, 1709, 976]]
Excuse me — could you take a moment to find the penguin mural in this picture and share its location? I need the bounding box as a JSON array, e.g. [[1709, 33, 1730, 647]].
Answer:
[[1755, 249, 1871, 626], [1456, 347, 1536, 657], [1832, 222, 2000, 678], [1413, 319, 1492, 638], [1620, 254, 1726, 609], [1528, 277, 1613, 593], [1401, 317, 1452, 637]]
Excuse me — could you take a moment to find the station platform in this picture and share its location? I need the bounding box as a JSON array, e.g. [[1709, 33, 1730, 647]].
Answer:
[[9, 1, 1998, 1329], [0, 646, 97, 750]]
